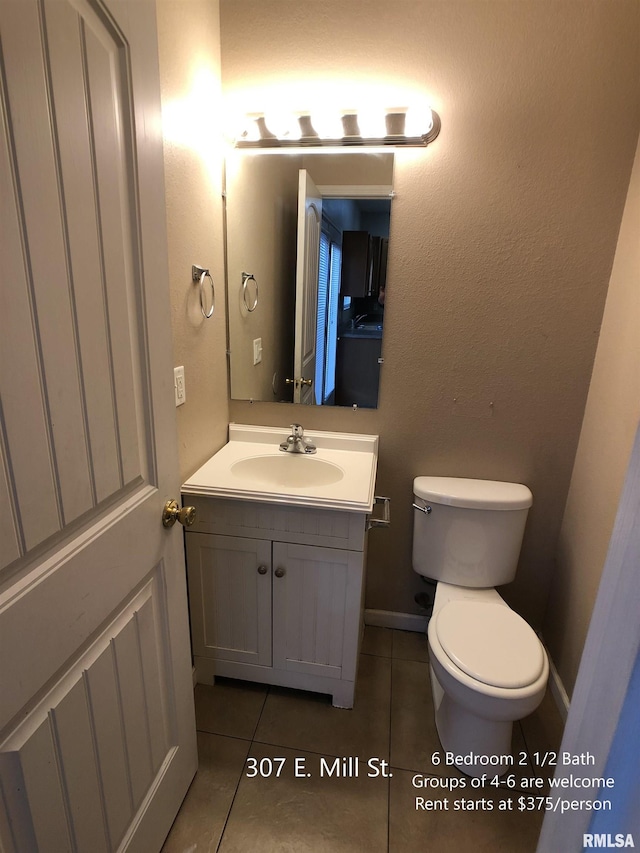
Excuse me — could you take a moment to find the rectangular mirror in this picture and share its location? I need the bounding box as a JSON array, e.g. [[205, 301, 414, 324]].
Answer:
[[225, 150, 394, 407]]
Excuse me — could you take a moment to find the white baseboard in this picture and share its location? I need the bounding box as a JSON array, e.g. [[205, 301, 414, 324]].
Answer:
[[546, 650, 570, 721], [534, 631, 570, 721], [364, 608, 428, 633]]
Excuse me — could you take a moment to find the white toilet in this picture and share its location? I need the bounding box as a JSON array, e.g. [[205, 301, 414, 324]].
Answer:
[[412, 476, 548, 777]]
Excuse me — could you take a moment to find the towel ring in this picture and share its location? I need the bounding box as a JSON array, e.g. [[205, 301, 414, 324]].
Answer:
[[192, 265, 214, 318], [242, 272, 258, 312]]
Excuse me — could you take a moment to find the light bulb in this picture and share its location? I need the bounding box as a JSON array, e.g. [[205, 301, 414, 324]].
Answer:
[[405, 106, 433, 139], [357, 108, 386, 139], [312, 110, 343, 140], [263, 110, 299, 140]]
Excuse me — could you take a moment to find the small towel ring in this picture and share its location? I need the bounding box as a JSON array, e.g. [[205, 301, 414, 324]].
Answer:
[[242, 272, 258, 312], [192, 265, 214, 319]]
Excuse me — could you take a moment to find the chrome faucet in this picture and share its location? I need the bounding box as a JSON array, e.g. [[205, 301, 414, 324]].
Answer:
[[279, 423, 317, 454]]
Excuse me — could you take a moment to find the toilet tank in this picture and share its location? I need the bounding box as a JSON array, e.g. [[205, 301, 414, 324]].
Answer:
[[412, 477, 533, 588]]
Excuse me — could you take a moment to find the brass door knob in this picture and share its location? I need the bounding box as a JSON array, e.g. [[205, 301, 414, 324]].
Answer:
[[162, 499, 196, 528]]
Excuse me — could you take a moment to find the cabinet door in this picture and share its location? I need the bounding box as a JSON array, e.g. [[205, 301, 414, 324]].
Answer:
[[340, 230, 371, 297], [186, 533, 272, 666], [272, 542, 363, 680], [335, 336, 382, 408]]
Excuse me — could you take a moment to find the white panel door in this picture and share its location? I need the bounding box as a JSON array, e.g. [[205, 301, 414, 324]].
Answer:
[[293, 169, 322, 405], [0, 1, 196, 850]]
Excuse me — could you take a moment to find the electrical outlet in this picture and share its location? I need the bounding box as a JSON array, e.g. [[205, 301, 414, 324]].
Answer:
[[174, 366, 186, 406], [253, 338, 263, 365]]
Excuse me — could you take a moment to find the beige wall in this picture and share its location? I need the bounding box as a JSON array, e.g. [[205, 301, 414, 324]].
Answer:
[[543, 134, 640, 696], [221, 0, 640, 630], [157, 1, 229, 482]]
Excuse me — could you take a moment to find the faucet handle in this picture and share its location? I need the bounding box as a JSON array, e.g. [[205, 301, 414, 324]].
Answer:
[[290, 423, 304, 437]]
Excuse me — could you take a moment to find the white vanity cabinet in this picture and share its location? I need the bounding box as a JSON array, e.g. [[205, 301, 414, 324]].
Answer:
[[183, 495, 368, 708]]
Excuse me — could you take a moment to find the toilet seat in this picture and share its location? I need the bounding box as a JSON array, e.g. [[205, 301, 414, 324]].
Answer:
[[435, 601, 544, 689]]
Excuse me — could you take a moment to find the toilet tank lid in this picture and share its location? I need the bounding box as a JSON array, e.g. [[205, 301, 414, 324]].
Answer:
[[413, 477, 533, 510]]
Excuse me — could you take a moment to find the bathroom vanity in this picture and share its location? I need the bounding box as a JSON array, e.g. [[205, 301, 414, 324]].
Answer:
[[181, 425, 381, 708]]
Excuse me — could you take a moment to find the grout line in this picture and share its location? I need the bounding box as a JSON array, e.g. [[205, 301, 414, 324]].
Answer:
[[214, 739, 251, 853], [249, 683, 270, 740], [248, 739, 367, 762], [195, 727, 254, 743], [213, 684, 271, 852]]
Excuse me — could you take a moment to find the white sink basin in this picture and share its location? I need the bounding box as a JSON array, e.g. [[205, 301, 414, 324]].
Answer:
[[231, 454, 344, 488], [182, 424, 378, 512]]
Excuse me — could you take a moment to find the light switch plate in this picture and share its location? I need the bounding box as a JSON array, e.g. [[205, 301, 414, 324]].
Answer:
[[253, 338, 262, 365], [174, 366, 186, 406]]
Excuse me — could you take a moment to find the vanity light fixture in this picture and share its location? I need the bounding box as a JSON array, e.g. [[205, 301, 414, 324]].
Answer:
[[235, 107, 441, 149]]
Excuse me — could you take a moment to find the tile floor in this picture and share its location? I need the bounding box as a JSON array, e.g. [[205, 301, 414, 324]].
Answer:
[[162, 627, 565, 853]]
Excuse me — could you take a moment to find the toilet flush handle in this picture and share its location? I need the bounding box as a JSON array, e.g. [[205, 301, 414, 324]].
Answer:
[[412, 502, 432, 515]]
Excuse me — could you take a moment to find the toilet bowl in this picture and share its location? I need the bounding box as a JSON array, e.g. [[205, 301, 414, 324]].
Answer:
[[427, 582, 548, 775], [412, 476, 548, 776]]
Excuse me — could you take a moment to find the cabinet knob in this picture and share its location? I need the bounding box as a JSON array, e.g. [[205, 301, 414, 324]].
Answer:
[[274, 567, 286, 578], [257, 564, 268, 575]]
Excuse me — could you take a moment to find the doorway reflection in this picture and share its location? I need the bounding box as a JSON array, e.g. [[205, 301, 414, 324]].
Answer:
[[316, 198, 390, 408]]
